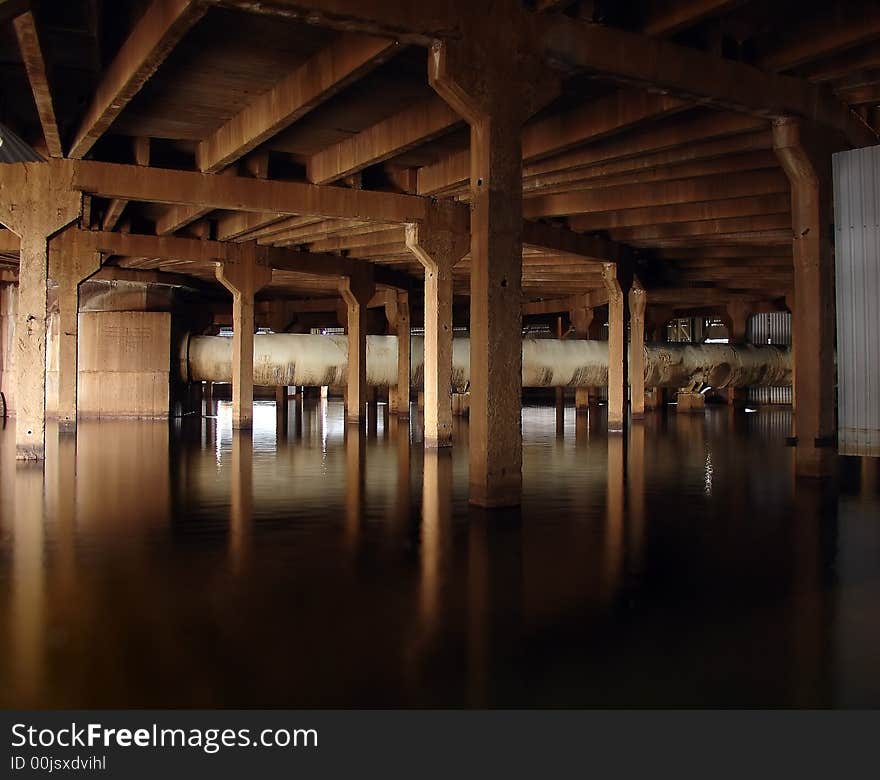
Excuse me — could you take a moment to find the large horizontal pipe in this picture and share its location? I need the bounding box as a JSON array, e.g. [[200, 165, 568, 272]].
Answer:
[[182, 334, 791, 390]]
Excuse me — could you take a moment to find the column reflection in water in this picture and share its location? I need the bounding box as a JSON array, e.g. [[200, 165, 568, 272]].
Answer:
[[605, 432, 625, 605], [555, 388, 565, 439], [11, 461, 47, 707], [228, 430, 254, 574], [390, 415, 411, 530], [420, 449, 452, 628], [467, 514, 489, 708], [345, 424, 366, 551], [627, 421, 646, 581]]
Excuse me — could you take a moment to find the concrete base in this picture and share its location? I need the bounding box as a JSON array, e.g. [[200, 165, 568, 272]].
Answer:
[[452, 392, 469, 417], [676, 391, 706, 413], [644, 388, 665, 410]]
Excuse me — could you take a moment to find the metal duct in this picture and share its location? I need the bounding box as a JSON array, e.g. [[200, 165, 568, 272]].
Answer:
[[182, 334, 791, 390]]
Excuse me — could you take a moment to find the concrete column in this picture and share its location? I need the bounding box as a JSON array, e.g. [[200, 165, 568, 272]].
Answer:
[[48, 228, 102, 429], [603, 263, 628, 432], [406, 223, 468, 447], [554, 315, 565, 434], [571, 306, 594, 413], [429, 9, 557, 506], [275, 385, 288, 438], [628, 279, 647, 419], [339, 271, 375, 425], [388, 291, 411, 417], [773, 118, 836, 477], [215, 244, 272, 430], [0, 161, 80, 460]]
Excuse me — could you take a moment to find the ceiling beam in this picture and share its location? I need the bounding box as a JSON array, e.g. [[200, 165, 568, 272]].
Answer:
[[641, 0, 745, 37], [69, 0, 207, 159], [522, 220, 621, 263], [525, 169, 788, 218], [12, 10, 62, 158], [198, 34, 398, 173], [72, 161, 469, 231], [609, 213, 791, 242], [523, 130, 773, 196], [210, 0, 459, 44], [417, 89, 687, 195], [540, 14, 877, 147], [567, 193, 791, 232], [78, 228, 412, 288], [757, 2, 880, 74], [308, 94, 461, 184]]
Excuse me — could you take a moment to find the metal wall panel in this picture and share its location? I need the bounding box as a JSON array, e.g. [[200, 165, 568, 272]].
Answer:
[[833, 146, 880, 457], [748, 313, 792, 405]]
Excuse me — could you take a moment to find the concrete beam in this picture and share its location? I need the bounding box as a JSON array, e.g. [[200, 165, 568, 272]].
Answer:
[[199, 34, 398, 173], [540, 14, 877, 148], [69, 0, 207, 159], [13, 10, 62, 158], [308, 94, 461, 184], [72, 161, 469, 232], [525, 169, 789, 218]]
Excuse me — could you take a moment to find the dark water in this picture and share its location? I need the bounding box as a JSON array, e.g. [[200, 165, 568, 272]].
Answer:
[[1, 399, 878, 708]]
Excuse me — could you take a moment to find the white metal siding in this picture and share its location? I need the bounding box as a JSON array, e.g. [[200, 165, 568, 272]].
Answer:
[[833, 146, 880, 457], [748, 313, 792, 405]]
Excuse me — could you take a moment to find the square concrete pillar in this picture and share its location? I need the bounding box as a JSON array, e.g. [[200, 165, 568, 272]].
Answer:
[[773, 119, 837, 477], [216, 244, 272, 430], [0, 161, 81, 460], [48, 228, 102, 430], [339, 271, 375, 425], [406, 222, 468, 447], [628, 280, 647, 419], [388, 291, 411, 417], [602, 263, 629, 433]]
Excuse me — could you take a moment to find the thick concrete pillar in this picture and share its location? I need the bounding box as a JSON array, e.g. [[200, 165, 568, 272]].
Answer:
[[339, 270, 375, 425], [388, 291, 411, 417], [0, 161, 81, 460], [48, 228, 102, 429], [571, 306, 594, 413], [406, 222, 468, 447], [628, 280, 647, 419], [215, 244, 272, 430], [603, 263, 629, 432], [773, 118, 836, 477], [429, 5, 557, 505]]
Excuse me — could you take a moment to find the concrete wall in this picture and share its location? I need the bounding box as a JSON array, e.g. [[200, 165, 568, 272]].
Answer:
[[77, 311, 171, 418], [0, 283, 16, 417]]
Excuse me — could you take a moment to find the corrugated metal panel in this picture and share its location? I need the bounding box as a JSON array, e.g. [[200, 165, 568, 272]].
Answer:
[[833, 146, 880, 458], [748, 312, 792, 405], [748, 312, 791, 346], [0, 123, 45, 163]]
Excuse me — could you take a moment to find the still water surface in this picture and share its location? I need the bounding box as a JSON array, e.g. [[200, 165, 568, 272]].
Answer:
[[1, 399, 878, 708]]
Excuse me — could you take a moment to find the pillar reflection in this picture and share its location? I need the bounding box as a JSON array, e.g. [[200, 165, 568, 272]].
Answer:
[[605, 433, 625, 605], [345, 424, 366, 551], [420, 449, 453, 628], [11, 463, 47, 707], [627, 422, 646, 576], [228, 430, 254, 574]]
